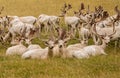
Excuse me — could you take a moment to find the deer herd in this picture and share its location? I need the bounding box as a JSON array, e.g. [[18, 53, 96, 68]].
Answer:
[[0, 3, 120, 60]]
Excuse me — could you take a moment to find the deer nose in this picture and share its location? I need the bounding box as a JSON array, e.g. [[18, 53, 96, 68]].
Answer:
[[59, 45, 62, 48], [50, 46, 54, 49]]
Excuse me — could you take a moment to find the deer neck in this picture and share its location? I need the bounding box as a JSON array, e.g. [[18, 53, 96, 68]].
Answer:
[[64, 13, 67, 20], [59, 45, 67, 57], [59, 46, 65, 54], [48, 47, 53, 57], [17, 40, 23, 45], [100, 39, 107, 49], [19, 42, 23, 45]]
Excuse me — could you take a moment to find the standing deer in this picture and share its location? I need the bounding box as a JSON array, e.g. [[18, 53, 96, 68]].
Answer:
[[59, 3, 80, 37]]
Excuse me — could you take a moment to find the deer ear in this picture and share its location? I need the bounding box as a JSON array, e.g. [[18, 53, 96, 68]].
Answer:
[[110, 36, 113, 39], [74, 11, 77, 14], [100, 35, 104, 39], [55, 27, 59, 31], [64, 3, 67, 8], [64, 10, 66, 13], [6, 15, 8, 18], [0, 36, 3, 41], [44, 41, 48, 46], [68, 4, 72, 8], [64, 40, 68, 43]]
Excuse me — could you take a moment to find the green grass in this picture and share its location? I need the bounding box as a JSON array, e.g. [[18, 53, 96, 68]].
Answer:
[[0, 0, 120, 78], [0, 50, 120, 78]]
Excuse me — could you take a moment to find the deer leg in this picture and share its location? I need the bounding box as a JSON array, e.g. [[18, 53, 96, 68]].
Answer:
[[68, 25, 71, 32], [77, 26, 80, 37], [114, 40, 117, 52], [118, 38, 120, 48], [52, 23, 56, 33], [79, 31, 81, 40], [3, 32, 10, 41], [39, 23, 44, 33], [71, 28, 75, 38], [72, 28, 76, 38], [11, 33, 16, 45], [71, 25, 76, 38], [74, 28, 77, 37], [45, 24, 49, 34]]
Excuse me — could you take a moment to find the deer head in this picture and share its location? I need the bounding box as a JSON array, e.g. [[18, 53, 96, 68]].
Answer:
[[56, 29, 71, 48], [92, 22, 116, 44]]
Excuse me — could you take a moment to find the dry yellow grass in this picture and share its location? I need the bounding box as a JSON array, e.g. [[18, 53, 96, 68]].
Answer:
[[0, 0, 120, 16]]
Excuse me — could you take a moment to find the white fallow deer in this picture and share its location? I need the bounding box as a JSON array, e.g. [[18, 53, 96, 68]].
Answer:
[[94, 6, 119, 28], [79, 22, 92, 44], [59, 3, 80, 37], [93, 6, 120, 47], [57, 37, 88, 58], [37, 14, 60, 33], [6, 15, 37, 25], [21, 38, 58, 59], [55, 29, 87, 58], [73, 24, 116, 59], [74, 3, 95, 24], [3, 17, 38, 45], [6, 37, 27, 56]]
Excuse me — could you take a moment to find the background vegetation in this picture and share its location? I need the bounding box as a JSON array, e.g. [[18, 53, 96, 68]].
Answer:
[[0, 0, 120, 78]]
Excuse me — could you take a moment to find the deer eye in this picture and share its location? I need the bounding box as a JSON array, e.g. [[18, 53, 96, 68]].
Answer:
[[44, 42, 48, 45], [110, 37, 113, 39], [64, 41, 67, 43]]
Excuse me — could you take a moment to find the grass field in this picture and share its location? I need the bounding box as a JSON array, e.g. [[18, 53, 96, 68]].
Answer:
[[0, 0, 120, 78]]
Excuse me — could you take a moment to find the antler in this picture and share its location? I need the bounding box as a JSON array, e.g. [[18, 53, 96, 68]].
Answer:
[[102, 11, 109, 18], [114, 5, 120, 20], [0, 6, 4, 14], [66, 4, 72, 11], [98, 5, 103, 11], [114, 5, 120, 13], [60, 3, 67, 12], [92, 20, 116, 37], [87, 5, 90, 14], [56, 26, 71, 40], [108, 22, 116, 37], [60, 3, 72, 16], [95, 6, 98, 12], [63, 3, 67, 8], [80, 3, 85, 10], [95, 5, 103, 13]]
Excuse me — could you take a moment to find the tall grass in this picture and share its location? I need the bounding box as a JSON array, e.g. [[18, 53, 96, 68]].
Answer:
[[0, 0, 120, 16], [0, 0, 120, 78]]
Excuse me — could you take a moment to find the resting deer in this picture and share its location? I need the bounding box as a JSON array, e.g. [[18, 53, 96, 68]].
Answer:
[[92, 6, 120, 47], [22, 38, 58, 59], [73, 23, 116, 59], [55, 29, 87, 58]]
